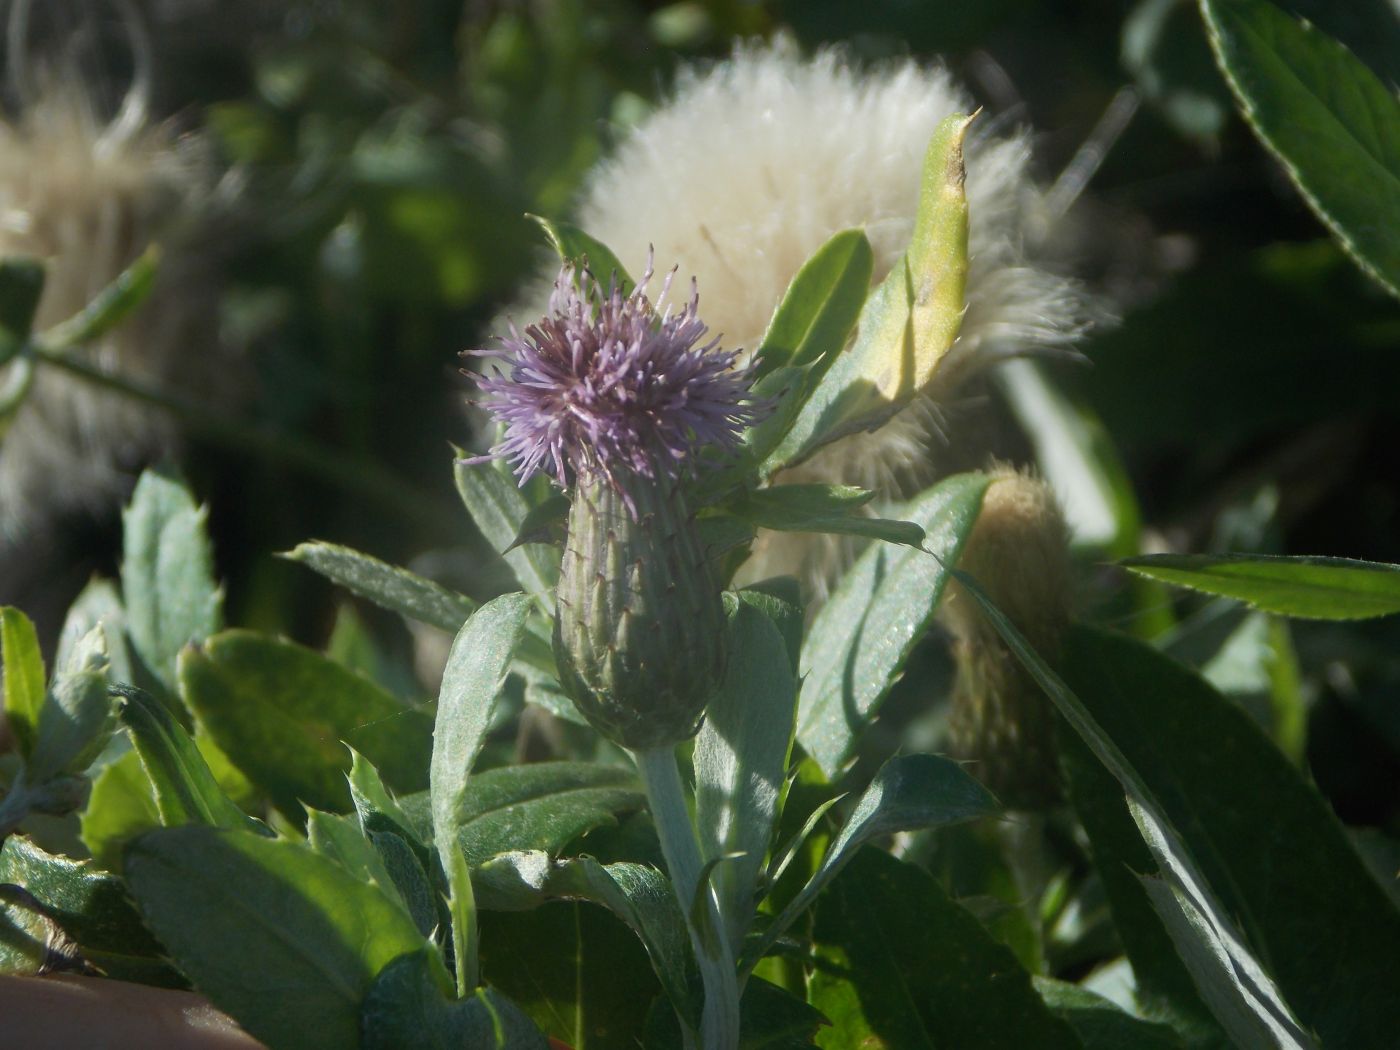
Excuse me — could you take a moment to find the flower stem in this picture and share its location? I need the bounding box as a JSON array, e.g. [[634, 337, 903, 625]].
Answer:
[[634, 746, 740, 1050]]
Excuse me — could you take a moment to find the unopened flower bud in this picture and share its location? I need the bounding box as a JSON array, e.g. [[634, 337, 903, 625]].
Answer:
[[941, 467, 1073, 809]]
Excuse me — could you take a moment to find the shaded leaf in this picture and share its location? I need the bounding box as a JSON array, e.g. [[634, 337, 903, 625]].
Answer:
[[125, 826, 433, 1050], [480, 901, 659, 1050], [1035, 977, 1185, 1050], [1122, 553, 1400, 620], [117, 686, 268, 836], [1201, 0, 1400, 297], [745, 753, 997, 971], [646, 975, 826, 1049], [361, 949, 549, 1050], [179, 631, 433, 816], [726, 485, 925, 548], [809, 848, 1079, 1049], [0, 836, 173, 984]]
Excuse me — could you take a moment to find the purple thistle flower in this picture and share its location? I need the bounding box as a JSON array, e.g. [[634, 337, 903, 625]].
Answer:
[[465, 257, 767, 496]]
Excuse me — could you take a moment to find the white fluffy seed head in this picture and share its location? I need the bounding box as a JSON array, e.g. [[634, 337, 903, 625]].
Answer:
[[553, 40, 1098, 600], [0, 80, 221, 542]]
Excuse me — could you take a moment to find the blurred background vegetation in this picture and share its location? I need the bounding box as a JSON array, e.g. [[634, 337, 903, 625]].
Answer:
[[3, 0, 1398, 832]]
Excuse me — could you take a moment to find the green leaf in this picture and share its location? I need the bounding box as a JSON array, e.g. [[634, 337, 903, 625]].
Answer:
[[79, 750, 160, 871], [754, 228, 874, 375], [527, 214, 633, 295], [455, 762, 645, 865], [506, 493, 570, 551], [809, 848, 1080, 1049], [349, 749, 432, 850], [307, 808, 402, 901], [1201, 0, 1400, 298], [1035, 978, 1186, 1050], [479, 900, 660, 1050], [737, 579, 804, 674], [725, 485, 926, 548], [453, 458, 561, 603], [179, 631, 433, 816], [0, 836, 174, 984], [120, 471, 223, 696], [429, 593, 531, 992], [1121, 553, 1400, 619], [646, 975, 827, 1049], [796, 472, 990, 777], [1059, 733, 1224, 1042], [27, 662, 113, 783], [1, 606, 47, 759], [744, 753, 998, 972], [430, 594, 533, 857], [766, 115, 971, 471], [473, 851, 697, 1027], [282, 541, 477, 633], [695, 596, 799, 951], [1058, 625, 1399, 1048], [39, 245, 161, 349], [361, 949, 549, 1050], [116, 686, 268, 835], [55, 578, 132, 686], [124, 826, 433, 1050]]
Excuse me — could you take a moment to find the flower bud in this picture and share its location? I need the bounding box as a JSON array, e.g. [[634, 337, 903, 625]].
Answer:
[[554, 472, 725, 748], [940, 467, 1073, 809]]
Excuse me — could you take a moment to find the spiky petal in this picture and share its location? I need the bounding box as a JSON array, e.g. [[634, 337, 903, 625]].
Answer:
[[467, 260, 766, 503]]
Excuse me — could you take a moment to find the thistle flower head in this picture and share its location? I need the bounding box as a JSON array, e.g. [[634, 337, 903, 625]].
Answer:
[[468, 258, 766, 499]]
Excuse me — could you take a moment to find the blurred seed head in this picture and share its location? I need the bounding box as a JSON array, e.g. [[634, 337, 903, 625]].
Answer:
[[561, 40, 1099, 599], [0, 1, 225, 543], [941, 467, 1074, 809]]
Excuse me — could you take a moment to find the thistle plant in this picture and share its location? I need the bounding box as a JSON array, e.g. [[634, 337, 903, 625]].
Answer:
[[467, 259, 771, 1047]]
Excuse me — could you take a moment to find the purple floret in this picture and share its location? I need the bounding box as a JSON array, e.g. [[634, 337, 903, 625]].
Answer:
[[465, 257, 768, 492]]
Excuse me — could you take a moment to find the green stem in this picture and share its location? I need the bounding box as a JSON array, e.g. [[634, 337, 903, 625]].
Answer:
[[635, 746, 740, 1050], [30, 342, 461, 535]]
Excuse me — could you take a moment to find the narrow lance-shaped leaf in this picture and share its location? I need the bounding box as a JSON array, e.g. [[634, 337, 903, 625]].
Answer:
[[282, 541, 478, 633], [694, 596, 800, 953], [116, 686, 268, 836], [1122, 552, 1400, 620], [723, 484, 926, 548], [429, 592, 531, 994], [452, 457, 561, 604], [1201, 0, 1400, 299], [767, 114, 971, 471], [796, 472, 989, 778], [741, 753, 998, 973], [954, 574, 1332, 1049], [753, 227, 873, 376]]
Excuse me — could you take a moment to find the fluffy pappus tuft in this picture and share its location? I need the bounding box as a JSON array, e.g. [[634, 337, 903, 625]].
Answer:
[[0, 78, 225, 544], [557, 40, 1099, 599]]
